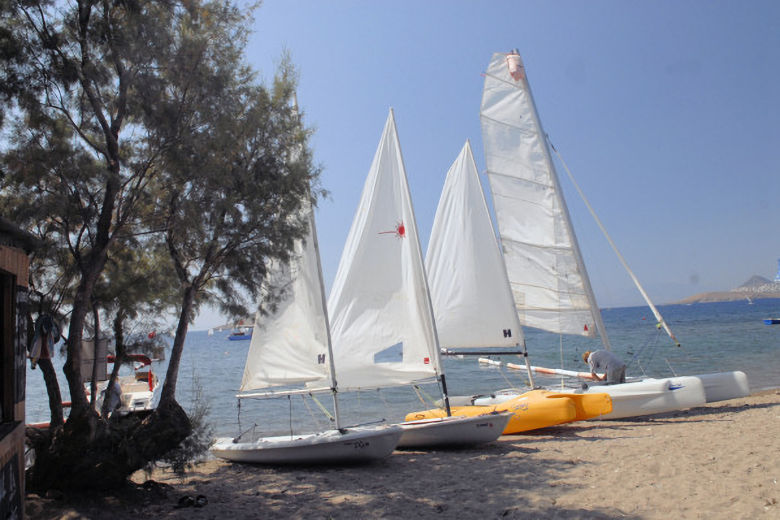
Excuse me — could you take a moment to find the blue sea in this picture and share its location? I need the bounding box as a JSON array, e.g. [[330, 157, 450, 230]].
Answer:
[[25, 299, 780, 438]]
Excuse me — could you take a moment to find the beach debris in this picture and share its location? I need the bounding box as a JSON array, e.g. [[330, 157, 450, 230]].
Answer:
[[175, 494, 208, 508]]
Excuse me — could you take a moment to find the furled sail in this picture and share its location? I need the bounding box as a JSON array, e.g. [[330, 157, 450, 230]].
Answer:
[[328, 109, 441, 391], [426, 140, 523, 349], [480, 51, 607, 342]]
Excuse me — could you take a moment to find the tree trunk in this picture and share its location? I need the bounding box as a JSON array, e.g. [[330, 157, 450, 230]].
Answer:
[[158, 285, 195, 407], [101, 313, 125, 418], [89, 303, 100, 408], [63, 280, 94, 416], [36, 358, 64, 427], [26, 399, 191, 493], [25, 307, 64, 427]]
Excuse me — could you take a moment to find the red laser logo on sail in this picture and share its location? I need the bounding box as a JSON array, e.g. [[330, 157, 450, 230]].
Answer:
[[379, 221, 405, 239]]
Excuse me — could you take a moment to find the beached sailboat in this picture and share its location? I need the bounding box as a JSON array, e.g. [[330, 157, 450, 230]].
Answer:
[[327, 110, 510, 448], [210, 199, 402, 464], [468, 50, 747, 417], [405, 141, 611, 432]]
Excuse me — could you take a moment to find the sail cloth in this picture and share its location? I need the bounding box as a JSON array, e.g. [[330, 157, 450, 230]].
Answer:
[[328, 109, 441, 391], [480, 52, 602, 338], [240, 203, 333, 394], [426, 141, 524, 349]]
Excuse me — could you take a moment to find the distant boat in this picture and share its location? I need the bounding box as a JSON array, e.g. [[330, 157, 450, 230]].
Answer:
[[763, 318, 780, 325], [228, 328, 252, 341]]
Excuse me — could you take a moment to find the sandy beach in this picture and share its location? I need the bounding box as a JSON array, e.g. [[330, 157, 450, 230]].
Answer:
[[26, 389, 779, 519]]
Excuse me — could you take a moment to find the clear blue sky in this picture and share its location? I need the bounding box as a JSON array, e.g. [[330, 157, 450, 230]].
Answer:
[[194, 0, 780, 329]]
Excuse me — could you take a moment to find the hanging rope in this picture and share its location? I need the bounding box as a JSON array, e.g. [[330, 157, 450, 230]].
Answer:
[[377, 388, 391, 412], [288, 395, 293, 439], [412, 385, 428, 407], [308, 393, 335, 424], [559, 335, 565, 390], [412, 384, 440, 409], [236, 398, 241, 436], [548, 136, 681, 348], [497, 365, 520, 390]]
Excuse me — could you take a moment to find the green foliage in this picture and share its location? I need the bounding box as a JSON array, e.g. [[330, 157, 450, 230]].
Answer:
[[158, 377, 214, 477], [1, 0, 320, 489]]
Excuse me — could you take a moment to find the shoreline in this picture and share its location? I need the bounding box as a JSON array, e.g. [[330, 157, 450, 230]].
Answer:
[[26, 389, 780, 519]]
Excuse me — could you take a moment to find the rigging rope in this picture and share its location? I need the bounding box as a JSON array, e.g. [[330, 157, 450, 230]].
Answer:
[[498, 364, 520, 390], [412, 385, 427, 407], [299, 394, 327, 430], [547, 136, 681, 348], [412, 384, 439, 409], [288, 395, 293, 439]]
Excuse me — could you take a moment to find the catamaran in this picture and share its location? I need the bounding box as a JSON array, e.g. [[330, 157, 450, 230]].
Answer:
[[466, 50, 748, 419], [404, 140, 612, 432]]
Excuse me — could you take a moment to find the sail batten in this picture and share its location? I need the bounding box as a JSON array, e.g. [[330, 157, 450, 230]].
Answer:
[[481, 51, 609, 343]]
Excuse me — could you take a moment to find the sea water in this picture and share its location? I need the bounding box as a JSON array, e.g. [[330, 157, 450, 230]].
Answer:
[[24, 299, 780, 437]]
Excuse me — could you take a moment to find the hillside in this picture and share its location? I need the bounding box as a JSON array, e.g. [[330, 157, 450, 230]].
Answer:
[[678, 275, 780, 303]]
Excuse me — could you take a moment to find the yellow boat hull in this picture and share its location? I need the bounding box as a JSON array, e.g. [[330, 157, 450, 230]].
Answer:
[[404, 389, 612, 434]]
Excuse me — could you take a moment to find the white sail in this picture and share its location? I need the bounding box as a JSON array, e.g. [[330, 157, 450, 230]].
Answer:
[[480, 51, 608, 343], [426, 141, 523, 349], [240, 204, 333, 394], [328, 109, 441, 391]]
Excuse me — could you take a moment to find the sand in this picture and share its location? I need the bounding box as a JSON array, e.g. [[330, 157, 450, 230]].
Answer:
[[25, 389, 779, 519]]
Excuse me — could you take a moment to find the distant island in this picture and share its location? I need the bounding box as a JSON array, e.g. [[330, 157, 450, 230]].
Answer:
[[678, 275, 780, 304]]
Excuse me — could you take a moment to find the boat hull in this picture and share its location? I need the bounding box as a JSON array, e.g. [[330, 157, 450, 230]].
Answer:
[[396, 413, 511, 448], [475, 372, 745, 420], [210, 425, 402, 464], [405, 389, 612, 434], [476, 378, 706, 420], [691, 371, 750, 403]]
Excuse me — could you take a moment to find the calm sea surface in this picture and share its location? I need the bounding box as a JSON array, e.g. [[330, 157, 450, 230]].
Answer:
[[25, 299, 780, 437]]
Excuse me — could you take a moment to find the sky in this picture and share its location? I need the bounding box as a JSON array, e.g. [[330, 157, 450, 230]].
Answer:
[[193, 0, 780, 329]]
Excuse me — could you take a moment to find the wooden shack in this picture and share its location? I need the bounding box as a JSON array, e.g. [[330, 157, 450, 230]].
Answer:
[[0, 218, 38, 520]]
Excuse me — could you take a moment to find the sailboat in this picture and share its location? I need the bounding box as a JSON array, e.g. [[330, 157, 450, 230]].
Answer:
[[404, 141, 612, 433], [210, 199, 402, 464], [327, 110, 510, 448], [468, 50, 747, 418]]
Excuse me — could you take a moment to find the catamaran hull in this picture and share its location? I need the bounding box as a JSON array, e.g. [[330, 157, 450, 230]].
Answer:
[[396, 413, 511, 448], [210, 426, 402, 465], [405, 389, 612, 434], [691, 371, 750, 403], [475, 378, 706, 419], [570, 376, 707, 419]]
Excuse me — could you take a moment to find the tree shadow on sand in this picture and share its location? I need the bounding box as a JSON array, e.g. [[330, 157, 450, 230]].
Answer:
[[151, 443, 642, 520]]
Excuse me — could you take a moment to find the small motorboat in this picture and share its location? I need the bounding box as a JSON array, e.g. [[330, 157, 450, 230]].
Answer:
[[93, 354, 160, 415], [228, 328, 252, 340]]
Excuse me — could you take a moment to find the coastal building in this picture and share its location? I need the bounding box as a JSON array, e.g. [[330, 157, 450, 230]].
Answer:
[[775, 258, 780, 283], [0, 218, 39, 520]]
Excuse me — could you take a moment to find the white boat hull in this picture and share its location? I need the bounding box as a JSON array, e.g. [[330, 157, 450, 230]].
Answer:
[[690, 371, 750, 403], [471, 376, 709, 420], [573, 376, 707, 419], [210, 425, 402, 464], [91, 373, 160, 416], [396, 413, 510, 449]]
